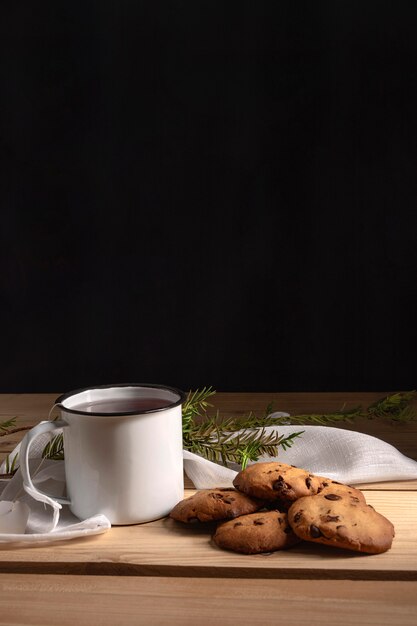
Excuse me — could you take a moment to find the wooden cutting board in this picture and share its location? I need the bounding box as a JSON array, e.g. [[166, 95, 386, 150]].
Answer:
[[0, 488, 415, 580]]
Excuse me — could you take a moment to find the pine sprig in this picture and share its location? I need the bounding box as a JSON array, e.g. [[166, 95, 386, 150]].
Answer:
[[182, 386, 216, 435], [366, 391, 417, 421], [0, 416, 32, 438], [182, 389, 304, 468], [280, 391, 417, 426], [0, 417, 16, 433], [0, 452, 19, 478], [185, 425, 291, 469], [42, 433, 64, 460]]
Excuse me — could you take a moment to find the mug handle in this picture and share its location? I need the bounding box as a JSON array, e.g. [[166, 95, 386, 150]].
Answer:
[[19, 419, 71, 507]]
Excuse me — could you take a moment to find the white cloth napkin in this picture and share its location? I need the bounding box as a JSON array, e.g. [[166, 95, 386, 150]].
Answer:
[[1, 414, 417, 543], [0, 434, 111, 543]]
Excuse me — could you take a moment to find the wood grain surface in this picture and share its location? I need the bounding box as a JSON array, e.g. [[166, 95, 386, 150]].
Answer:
[[1, 575, 416, 626]]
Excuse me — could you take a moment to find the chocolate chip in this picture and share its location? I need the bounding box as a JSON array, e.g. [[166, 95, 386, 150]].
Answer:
[[305, 477, 312, 489], [234, 521, 243, 527], [273, 476, 291, 491], [310, 524, 323, 538], [324, 494, 341, 501], [223, 499, 234, 504], [254, 519, 264, 525], [294, 511, 303, 523], [324, 515, 340, 522]]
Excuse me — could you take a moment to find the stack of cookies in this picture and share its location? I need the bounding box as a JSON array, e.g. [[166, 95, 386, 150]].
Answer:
[[169, 461, 395, 555]]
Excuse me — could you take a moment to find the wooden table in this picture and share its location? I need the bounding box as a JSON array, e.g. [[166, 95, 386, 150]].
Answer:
[[0, 392, 417, 626]]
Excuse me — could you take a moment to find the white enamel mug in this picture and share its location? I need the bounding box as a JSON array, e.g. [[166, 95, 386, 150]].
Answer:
[[19, 383, 186, 525]]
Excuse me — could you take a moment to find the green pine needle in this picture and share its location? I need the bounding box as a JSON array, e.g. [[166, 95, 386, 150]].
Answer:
[[0, 417, 16, 433], [182, 389, 304, 468], [283, 391, 417, 425], [4, 452, 19, 476], [42, 433, 64, 460], [182, 386, 216, 434], [366, 391, 417, 421]]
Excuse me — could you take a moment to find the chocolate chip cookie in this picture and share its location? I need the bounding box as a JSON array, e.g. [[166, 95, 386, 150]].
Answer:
[[288, 492, 395, 553], [213, 510, 302, 554], [233, 462, 323, 504], [169, 488, 265, 523], [316, 478, 366, 503]]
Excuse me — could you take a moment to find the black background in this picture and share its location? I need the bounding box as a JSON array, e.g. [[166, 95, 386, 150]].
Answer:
[[1, 1, 416, 393]]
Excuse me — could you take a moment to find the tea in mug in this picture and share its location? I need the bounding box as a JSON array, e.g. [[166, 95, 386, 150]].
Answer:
[[71, 397, 173, 414]]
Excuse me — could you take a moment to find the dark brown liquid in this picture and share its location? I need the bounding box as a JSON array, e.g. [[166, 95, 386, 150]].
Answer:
[[72, 397, 173, 413]]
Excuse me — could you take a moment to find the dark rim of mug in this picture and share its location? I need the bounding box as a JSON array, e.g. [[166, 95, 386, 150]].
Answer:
[[55, 383, 187, 416]]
